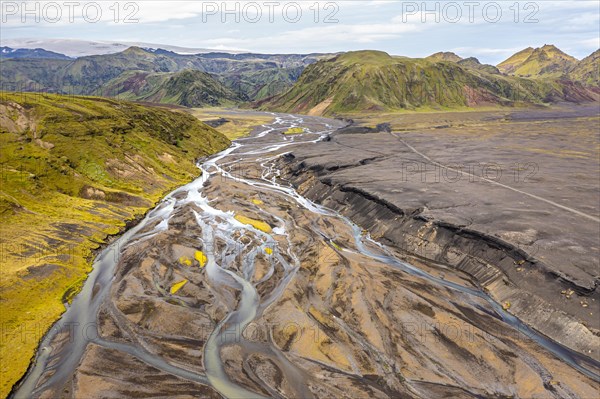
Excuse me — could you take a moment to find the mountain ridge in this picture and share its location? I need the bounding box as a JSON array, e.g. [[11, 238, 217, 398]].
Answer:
[[0, 46, 327, 103], [1, 45, 598, 109], [259, 50, 598, 116], [498, 44, 579, 78], [0, 46, 72, 60], [104, 69, 243, 106]]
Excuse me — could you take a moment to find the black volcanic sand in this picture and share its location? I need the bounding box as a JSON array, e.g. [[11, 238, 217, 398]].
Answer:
[[16, 112, 600, 399], [280, 105, 600, 361]]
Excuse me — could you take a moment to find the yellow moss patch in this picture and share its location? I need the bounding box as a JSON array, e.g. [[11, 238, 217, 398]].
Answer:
[[252, 199, 264, 205], [234, 214, 272, 233], [170, 280, 188, 294], [195, 251, 207, 267], [179, 256, 193, 266], [264, 247, 273, 255], [190, 107, 274, 140], [284, 127, 304, 135], [308, 305, 328, 325]]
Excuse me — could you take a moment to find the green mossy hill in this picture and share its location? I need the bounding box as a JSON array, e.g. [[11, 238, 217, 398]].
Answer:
[[260, 50, 597, 116], [497, 47, 535, 74], [0, 92, 230, 398], [428, 52, 500, 74], [497, 44, 578, 78], [104, 69, 242, 107], [457, 57, 501, 74], [0, 92, 230, 198], [568, 49, 600, 87], [426, 51, 463, 63], [225, 66, 304, 101]]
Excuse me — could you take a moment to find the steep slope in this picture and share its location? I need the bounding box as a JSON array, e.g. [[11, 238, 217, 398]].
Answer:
[[496, 47, 534, 74], [426, 52, 500, 74], [457, 57, 500, 74], [0, 58, 73, 92], [104, 69, 243, 106], [57, 46, 181, 92], [569, 49, 600, 86], [498, 45, 578, 78], [261, 50, 594, 116], [0, 47, 177, 94], [0, 92, 230, 397], [220, 65, 305, 101]]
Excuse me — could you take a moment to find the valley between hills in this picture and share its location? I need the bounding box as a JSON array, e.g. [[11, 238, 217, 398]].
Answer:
[[1, 43, 599, 398]]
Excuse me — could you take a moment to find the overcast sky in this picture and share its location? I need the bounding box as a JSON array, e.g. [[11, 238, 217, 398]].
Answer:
[[1, 1, 599, 63]]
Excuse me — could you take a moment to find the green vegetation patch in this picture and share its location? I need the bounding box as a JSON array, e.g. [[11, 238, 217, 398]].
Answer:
[[190, 108, 274, 140], [0, 92, 230, 397], [284, 127, 304, 135]]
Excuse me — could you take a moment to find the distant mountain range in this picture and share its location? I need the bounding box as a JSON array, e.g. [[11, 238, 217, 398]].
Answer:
[[0, 43, 598, 111], [0, 46, 72, 60], [1, 38, 233, 57], [0, 46, 327, 105]]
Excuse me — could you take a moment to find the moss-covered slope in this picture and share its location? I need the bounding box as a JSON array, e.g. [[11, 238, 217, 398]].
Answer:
[[104, 69, 242, 107], [568, 49, 600, 87], [261, 50, 596, 116], [0, 92, 230, 397], [498, 45, 578, 78]]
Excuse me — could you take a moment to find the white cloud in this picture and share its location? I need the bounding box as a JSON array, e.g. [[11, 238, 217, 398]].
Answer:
[[197, 20, 422, 51], [578, 37, 600, 49]]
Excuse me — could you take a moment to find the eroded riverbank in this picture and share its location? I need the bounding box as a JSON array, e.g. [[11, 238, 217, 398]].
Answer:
[[278, 106, 600, 363], [11, 112, 600, 398]]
